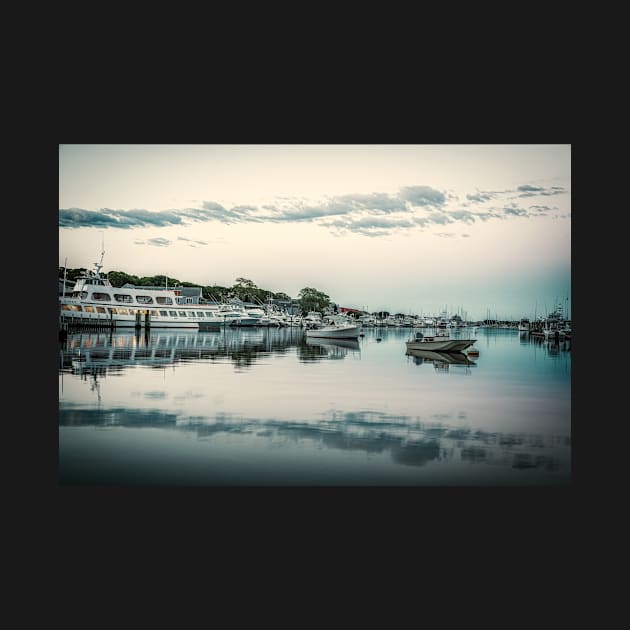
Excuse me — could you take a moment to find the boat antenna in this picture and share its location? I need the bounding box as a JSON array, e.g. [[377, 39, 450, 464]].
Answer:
[[94, 233, 105, 276]]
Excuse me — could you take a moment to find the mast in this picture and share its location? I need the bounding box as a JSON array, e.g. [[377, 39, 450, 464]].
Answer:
[[62, 257, 68, 298]]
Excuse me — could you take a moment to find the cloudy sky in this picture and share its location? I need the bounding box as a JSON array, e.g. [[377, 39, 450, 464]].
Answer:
[[59, 144, 571, 320]]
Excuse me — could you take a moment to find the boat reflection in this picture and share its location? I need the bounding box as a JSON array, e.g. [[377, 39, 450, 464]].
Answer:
[[525, 334, 571, 358], [60, 327, 307, 375], [406, 348, 476, 372], [302, 337, 361, 361]]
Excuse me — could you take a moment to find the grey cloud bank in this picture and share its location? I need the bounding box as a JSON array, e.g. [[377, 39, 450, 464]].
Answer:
[[59, 182, 569, 237]]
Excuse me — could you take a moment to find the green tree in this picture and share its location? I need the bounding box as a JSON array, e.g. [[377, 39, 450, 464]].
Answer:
[[138, 275, 182, 287], [298, 287, 330, 315], [230, 278, 258, 302], [234, 277, 257, 289], [107, 271, 141, 287]]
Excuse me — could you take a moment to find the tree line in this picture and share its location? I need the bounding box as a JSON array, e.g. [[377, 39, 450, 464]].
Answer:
[[59, 268, 332, 314]]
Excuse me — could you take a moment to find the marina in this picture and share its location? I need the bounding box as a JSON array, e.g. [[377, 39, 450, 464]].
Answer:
[[58, 143, 571, 487]]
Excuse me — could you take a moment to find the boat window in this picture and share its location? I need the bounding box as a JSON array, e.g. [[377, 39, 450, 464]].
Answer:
[[205, 312, 215, 318], [159, 310, 168, 316], [117, 308, 129, 315], [61, 304, 72, 311], [80, 291, 88, 299], [136, 295, 154, 304], [187, 311, 196, 317], [150, 310, 158, 316], [114, 294, 134, 303], [178, 311, 187, 317], [197, 312, 205, 317], [84, 306, 94, 313], [169, 311, 178, 317], [92, 292, 111, 301], [96, 306, 107, 313], [71, 305, 82, 312], [186, 298, 193, 304], [156, 296, 173, 305]]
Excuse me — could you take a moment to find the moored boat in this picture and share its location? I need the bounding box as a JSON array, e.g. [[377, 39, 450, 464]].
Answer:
[[305, 316, 361, 340], [405, 330, 476, 352], [59, 252, 214, 329]]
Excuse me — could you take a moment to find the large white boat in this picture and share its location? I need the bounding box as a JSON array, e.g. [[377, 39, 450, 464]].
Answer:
[[216, 304, 258, 327], [59, 255, 220, 329], [405, 330, 476, 352], [305, 316, 361, 340]]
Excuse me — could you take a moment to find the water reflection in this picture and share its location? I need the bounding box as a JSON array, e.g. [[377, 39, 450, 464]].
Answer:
[[61, 329, 364, 378], [303, 337, 361, 360], [519, 332, 572, 362], [59, 406, 569, 477], [59, 325, 570, 485], [405, 348, 476, 372], [60, 328, 310, 375]]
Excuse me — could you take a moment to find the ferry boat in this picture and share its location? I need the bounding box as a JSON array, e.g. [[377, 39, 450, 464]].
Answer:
[[59, 253, 221, 329]]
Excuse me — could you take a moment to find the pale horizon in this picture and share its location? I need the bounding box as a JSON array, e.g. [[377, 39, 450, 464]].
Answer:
[[59, 144, 571, 320]]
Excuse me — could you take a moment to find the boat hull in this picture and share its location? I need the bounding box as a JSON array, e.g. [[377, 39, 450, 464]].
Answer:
[[405, 338, 476, 352], [60, 312, 200, 328], [305, 325, 361, 340]]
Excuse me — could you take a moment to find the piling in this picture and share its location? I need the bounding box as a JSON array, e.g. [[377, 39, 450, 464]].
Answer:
[[60, 315, 116, 333]]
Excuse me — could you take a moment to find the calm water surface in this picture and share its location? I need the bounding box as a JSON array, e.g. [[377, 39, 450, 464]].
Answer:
[[58, 326, 571, 485]]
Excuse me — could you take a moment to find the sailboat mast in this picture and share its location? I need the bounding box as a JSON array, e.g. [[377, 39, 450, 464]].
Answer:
[[63, 257, 68, 298]]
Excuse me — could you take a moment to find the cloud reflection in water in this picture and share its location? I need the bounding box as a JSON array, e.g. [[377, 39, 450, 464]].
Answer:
[[59, 405, 569, 472]]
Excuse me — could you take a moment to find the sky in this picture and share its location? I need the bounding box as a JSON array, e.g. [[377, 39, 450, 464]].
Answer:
[[59, 144, 571, 320]]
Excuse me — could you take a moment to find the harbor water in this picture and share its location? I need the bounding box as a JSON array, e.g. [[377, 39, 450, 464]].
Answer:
[[58, 326, 571, 485]]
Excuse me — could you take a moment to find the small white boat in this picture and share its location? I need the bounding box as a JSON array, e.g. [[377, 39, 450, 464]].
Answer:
[[405, 330, 476, 352], [305, 316, 361, 340]]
